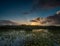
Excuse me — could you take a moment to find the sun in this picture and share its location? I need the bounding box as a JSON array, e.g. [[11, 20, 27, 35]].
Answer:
[[31, 22, 40, 25]]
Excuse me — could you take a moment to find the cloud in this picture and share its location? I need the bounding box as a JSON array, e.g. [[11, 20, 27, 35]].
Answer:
[[21, 11, 31, 15], [0, 20, 19, 25], [18, 0, 60, 15], [30, 11, 60, 25], [46, 12, 60, 25], [31, 0, 60, 11], [21, 0, 60, 14], [30, 17, 41, 22]]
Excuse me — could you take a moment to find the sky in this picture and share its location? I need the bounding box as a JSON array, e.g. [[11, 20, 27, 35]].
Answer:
[[0, 0, 60, 24]]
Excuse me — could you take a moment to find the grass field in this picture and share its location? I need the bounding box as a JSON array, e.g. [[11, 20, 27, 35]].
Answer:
[[0, 28, 60, 46]]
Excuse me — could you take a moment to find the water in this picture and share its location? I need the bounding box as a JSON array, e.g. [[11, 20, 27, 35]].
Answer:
[[0, 29, 60, 46]]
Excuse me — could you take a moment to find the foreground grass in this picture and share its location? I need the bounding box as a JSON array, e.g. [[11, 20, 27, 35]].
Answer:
[[0, 29, 60, 46]]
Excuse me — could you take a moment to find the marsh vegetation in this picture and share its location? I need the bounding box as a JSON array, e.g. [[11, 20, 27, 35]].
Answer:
[[0, 28, 60, 46]]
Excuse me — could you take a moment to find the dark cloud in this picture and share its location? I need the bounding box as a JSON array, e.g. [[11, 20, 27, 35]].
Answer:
[[0, 20, 18, 25], [45, 12, 60, 25], [30, 11, 60, 25], [22, 12, 30, 15], [22, 0, 60, 14], [30, 17, 40, 22], [30, 20, 37, 22], [32, 0, 60, 11], [46, 12, 60, 25]]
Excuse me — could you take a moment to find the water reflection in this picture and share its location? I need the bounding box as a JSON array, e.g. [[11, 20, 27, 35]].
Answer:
[[0, 29, 60, 46]]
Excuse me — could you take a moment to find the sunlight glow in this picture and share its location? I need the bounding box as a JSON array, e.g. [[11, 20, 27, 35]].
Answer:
[[31, 22, 40, 25]]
